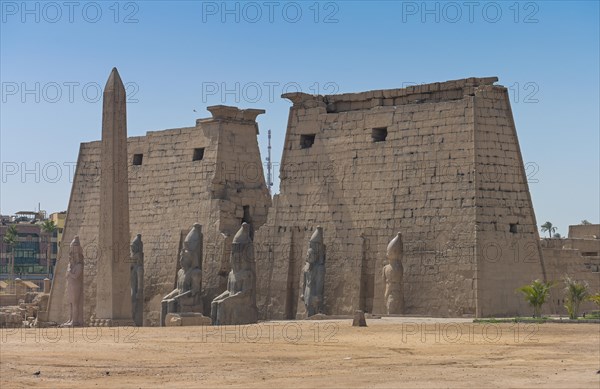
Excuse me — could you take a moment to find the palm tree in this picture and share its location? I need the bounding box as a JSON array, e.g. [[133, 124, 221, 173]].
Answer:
[[588, 293, 600, 309], [563, 276, 589, 319], [540, 221, 557, 238], [517, 279, 554, 318], [3, 225, 18, 284], [40, 220, 57, 277]]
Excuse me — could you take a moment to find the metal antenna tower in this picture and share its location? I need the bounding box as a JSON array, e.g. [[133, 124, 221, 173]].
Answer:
[[267, 129, 272, 194]]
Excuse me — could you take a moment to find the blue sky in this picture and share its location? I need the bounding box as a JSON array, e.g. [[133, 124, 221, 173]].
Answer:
[[1, 0, 598, 236]]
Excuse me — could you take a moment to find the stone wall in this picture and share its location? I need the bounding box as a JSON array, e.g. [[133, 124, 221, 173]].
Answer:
[[48, 77, 554, 323], [47, 107, 271, 326], [0, 295, 17, 306], [254, 77, 545, 318], [541, 231, 600, 315], [472, 85, 546, 317], [568, 225, 600, 240]]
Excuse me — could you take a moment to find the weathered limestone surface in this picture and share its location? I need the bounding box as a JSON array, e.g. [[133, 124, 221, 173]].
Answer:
[[47, 106, 271, 326], [254, 77, 545, 318], [471, 85, 547, 317], [49, 76, 551, 322], [568, 225, 600, 240], [541, 225, 600, 315]]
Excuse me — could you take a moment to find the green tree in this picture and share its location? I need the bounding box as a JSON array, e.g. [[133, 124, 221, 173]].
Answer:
[[3, 225, 18, 280], [564, 276, 589, 319], [40, 219, 57, 277], [540, 221, 557, 238], [580, 220, 592, 225], [517, 280, 554, 318], [588, 293, 600, 308]]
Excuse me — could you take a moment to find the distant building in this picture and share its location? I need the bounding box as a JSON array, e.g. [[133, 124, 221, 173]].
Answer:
[[542, 224, 600, 315], [49, 211, 66, 247], [0, 211, 58, 288]]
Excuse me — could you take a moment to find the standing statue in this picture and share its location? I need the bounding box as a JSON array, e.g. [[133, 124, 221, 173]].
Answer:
[[383, 232, 404, 315], [130, 234, 144, 326], [160, 224, 203, 326], [211, 223, 258, 325], [301, 226, 326, 317], [62, 236, 84, 327]]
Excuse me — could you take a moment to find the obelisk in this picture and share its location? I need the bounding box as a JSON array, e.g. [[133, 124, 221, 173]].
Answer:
[[96, 68, 132, 324]]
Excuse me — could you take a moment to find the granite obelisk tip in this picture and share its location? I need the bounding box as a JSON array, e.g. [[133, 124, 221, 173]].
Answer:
[[104, 67, 125, 92]]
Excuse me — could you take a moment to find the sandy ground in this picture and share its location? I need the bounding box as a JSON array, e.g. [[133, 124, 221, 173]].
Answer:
[[1, 317, 598, 389]]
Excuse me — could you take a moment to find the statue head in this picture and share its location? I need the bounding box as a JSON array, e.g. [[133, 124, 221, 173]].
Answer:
[[69, 236, 83, 264], [386, 232, 403, 264], [307, 226, 324, 264], [233, 223, 251, 244], [131, 233, 143, 256], [231, 223, 253, 271], [183, 223, 202, 269], [179, 249, 193, 271]]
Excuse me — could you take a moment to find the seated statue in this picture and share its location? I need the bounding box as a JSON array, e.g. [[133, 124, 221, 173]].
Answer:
[[301, 226, 326, 317], [211, 223, 258, 325], [160, 224, 203, 326]]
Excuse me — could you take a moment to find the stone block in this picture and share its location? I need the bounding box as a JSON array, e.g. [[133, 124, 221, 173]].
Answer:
[[352, 310, 367, 327], [164, 313, 212, 327]]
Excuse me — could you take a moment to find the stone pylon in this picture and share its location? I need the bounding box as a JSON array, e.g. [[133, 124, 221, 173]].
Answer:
[[95, 68, 132, 324]]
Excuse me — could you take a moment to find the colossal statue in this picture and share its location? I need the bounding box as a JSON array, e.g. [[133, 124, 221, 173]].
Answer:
[[301, 226, 326, 317], [160, 224, 203, 326], [130, 234, 144, 326], [62, 236, 84, 327], [383, 232, 404, 315], [211, 223, 258, 325]]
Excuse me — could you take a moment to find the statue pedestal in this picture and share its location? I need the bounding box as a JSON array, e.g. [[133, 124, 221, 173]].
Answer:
[[89, 318, 136, 327], [352, 310, 367, 327], [37, 311, 48, 322], [301, 313, 328, 320], [165, 313, 211, 327]]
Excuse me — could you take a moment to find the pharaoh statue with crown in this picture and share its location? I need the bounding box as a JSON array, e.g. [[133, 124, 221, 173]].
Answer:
[[211, 223, 258, 325], [160, 223, 203, 326], [301, 226, 326, 317]]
